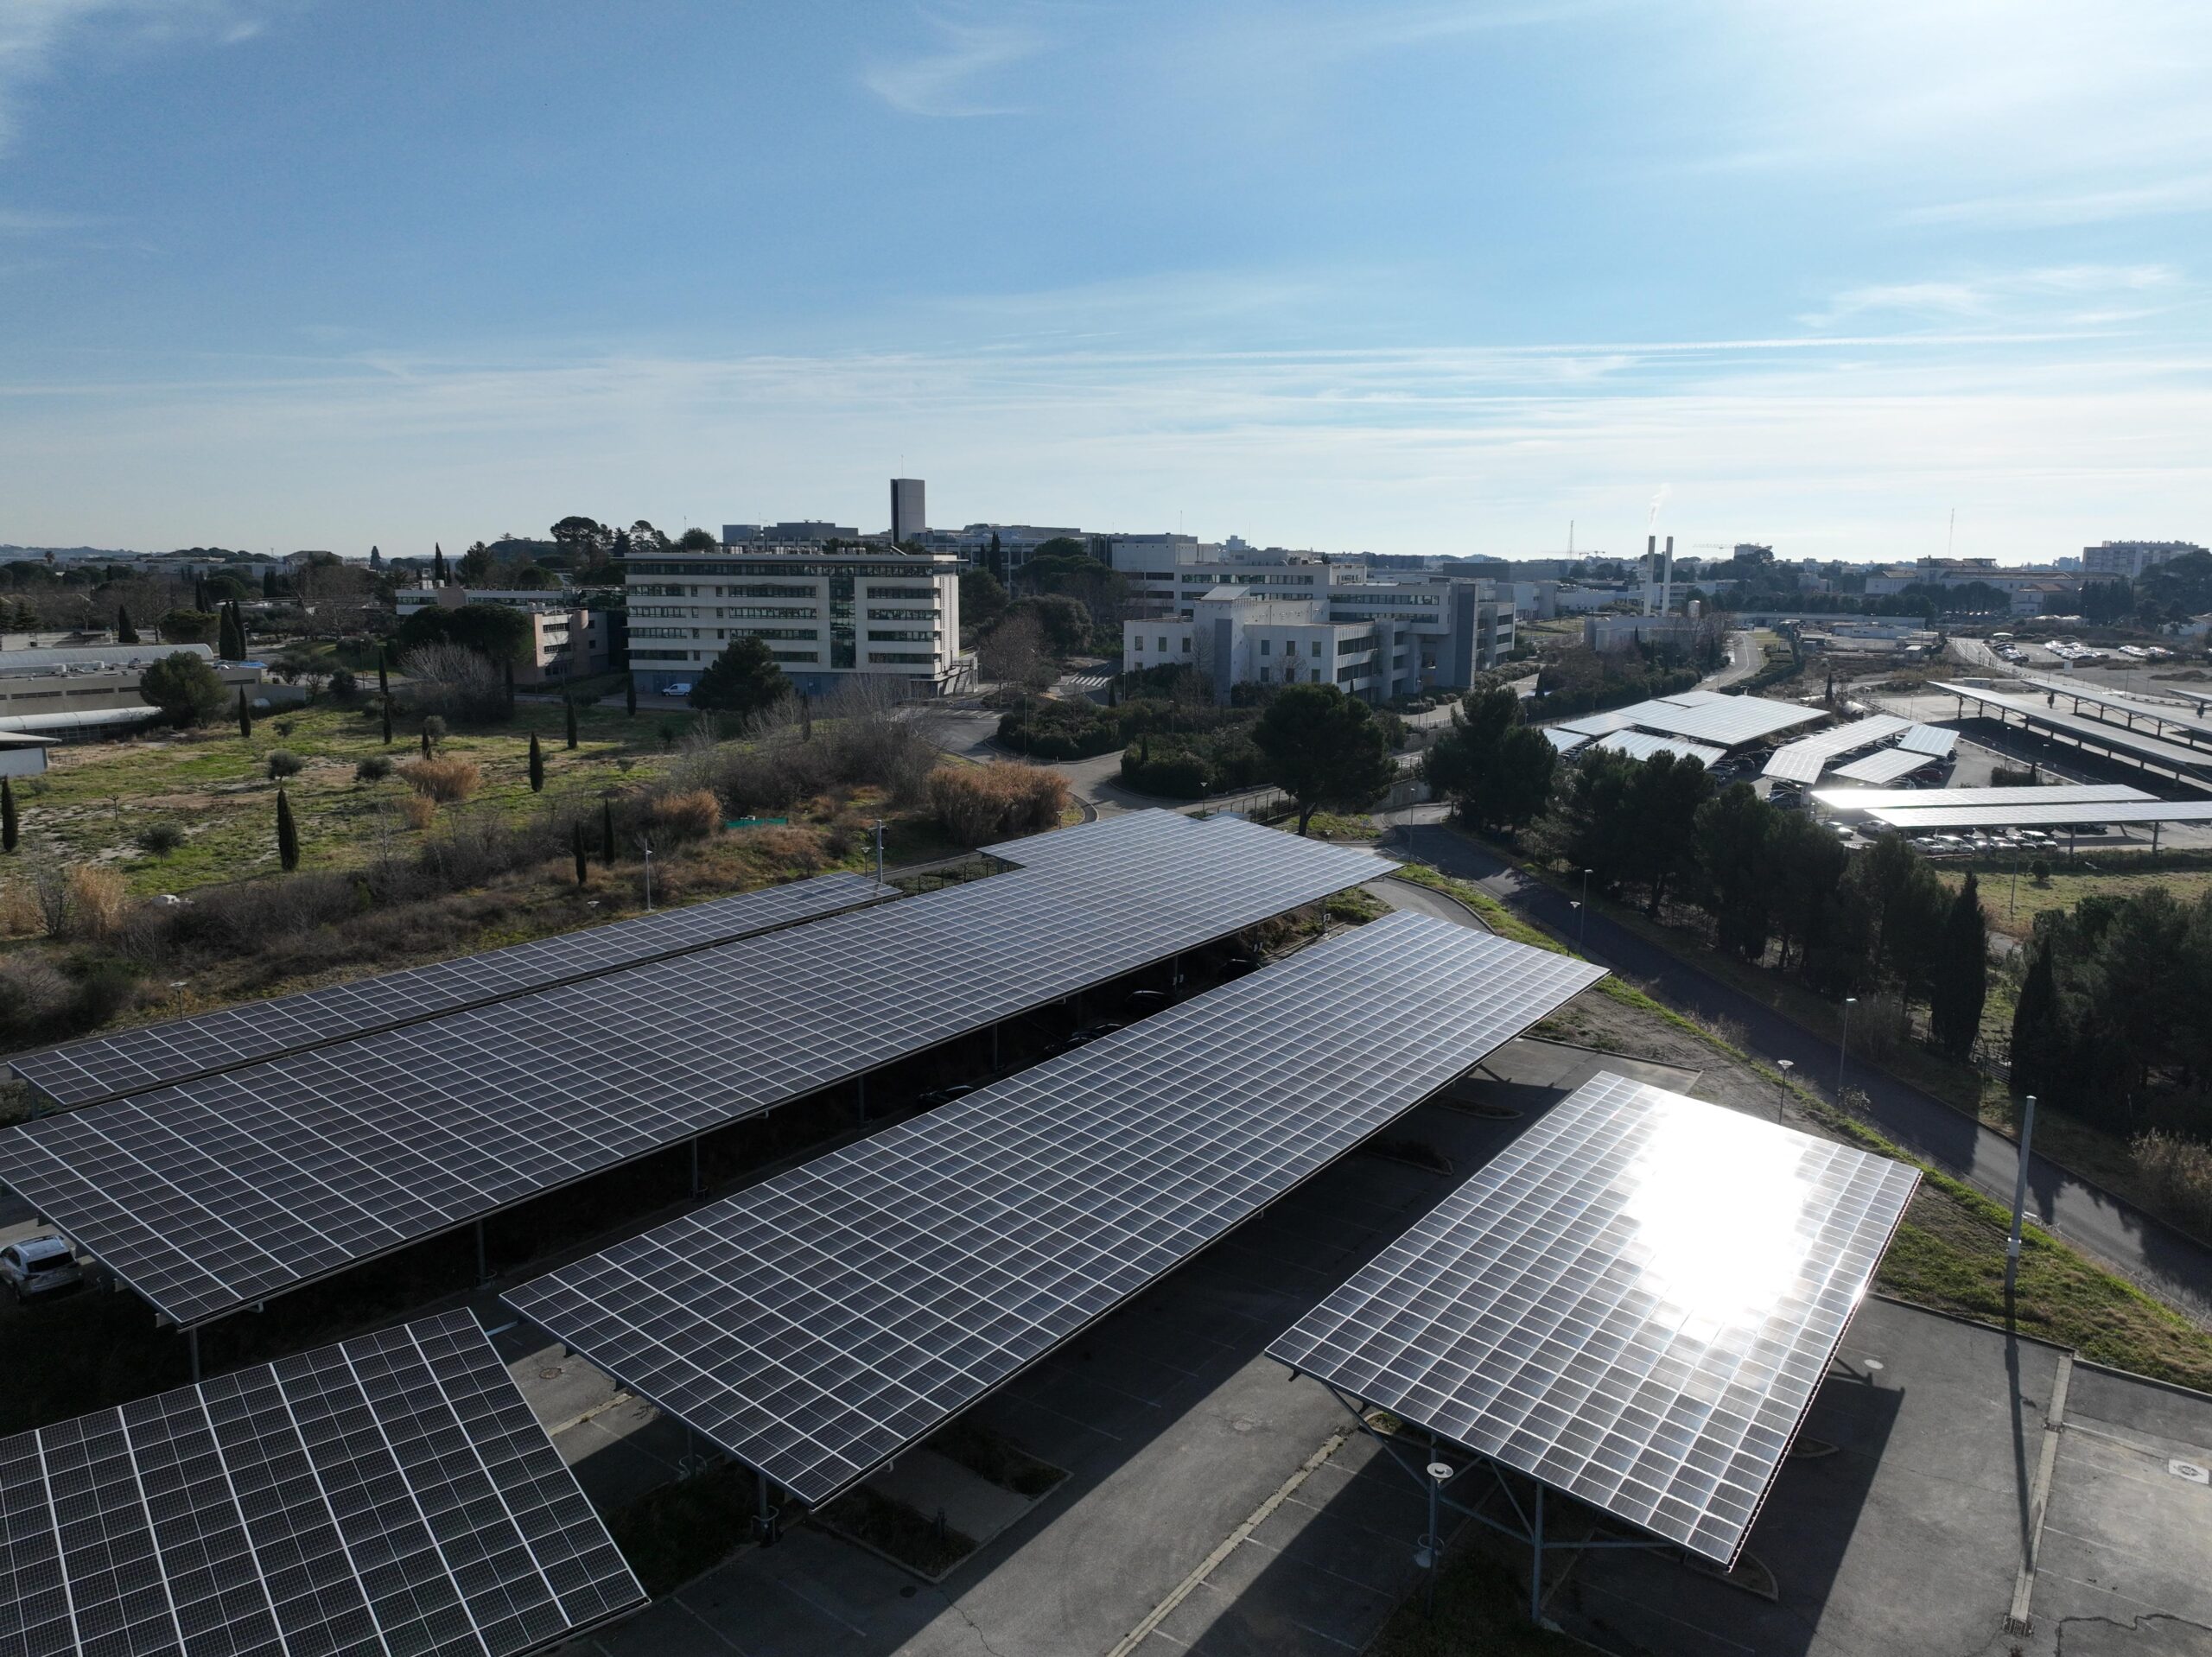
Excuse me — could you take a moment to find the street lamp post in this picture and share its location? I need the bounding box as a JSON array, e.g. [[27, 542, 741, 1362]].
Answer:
[[2005, 1095, 2039, 1300], [1578, 867, 1592, 951], [1775, 1058, 1794, 1123], [1836, 996, 1856, 1100]]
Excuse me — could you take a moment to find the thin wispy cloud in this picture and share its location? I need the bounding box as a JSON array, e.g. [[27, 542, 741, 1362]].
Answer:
[[0, 0, 277, 152], [1802, 265, 2182, 329], [1904, 175, 2212, 230], [861, 9, 1047, 117]]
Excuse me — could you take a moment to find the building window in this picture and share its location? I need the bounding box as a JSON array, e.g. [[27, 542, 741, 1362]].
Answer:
[[867, 629, 940, 642], [1259, 667, 1271, 683], [1158, 637, 1167, 652], [1180, 637, 1192, 654], [1133, 636, 1144, 651], [1259, 638, 1271, 656]]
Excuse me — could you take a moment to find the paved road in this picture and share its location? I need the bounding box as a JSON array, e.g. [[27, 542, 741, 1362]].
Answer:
[[1703, 626, 1761, 689], [1377, 809, 2212, 1318]]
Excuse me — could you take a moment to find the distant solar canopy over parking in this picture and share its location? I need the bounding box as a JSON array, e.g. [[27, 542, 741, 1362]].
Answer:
[[503, 912, 1605, 1508], [1933, 682, 2212, 777], [0, 1310, 643, 1657], [1268, 1073, 1917, 1568], [1761, 715, 1911, 784], [1560, 694, 1826, 751], [2011, 674, 2212, 744], [1543, 727, 1592, 755], [1810, 782, 2151, 814], [0, 812, 1389, 1329], [1595, 730, 1726, 767], [1896, 723, 1959, 758], [1827, 746, 1939, 786], [12, 871, 890, 1109], [1866, 798, 2212, 831]]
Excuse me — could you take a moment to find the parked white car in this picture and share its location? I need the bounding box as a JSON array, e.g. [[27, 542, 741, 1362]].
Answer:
[[0, 1235, 81, 1300], [661, 682, 693, 698]]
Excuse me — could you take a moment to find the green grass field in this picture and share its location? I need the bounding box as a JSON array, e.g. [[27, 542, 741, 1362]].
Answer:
[[14, 697, 692, 897]]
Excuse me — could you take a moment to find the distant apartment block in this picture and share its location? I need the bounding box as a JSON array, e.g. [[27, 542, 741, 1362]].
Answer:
[[890, 479, 926, 543], [395, 586, 620, 683], [2082, 540, 2207, 579], [626, 542, 968, 699]]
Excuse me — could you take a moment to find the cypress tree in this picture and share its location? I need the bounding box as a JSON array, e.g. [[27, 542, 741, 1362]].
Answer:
[[115, 605, 138, 644], [2011, 935, 2059, 1096], [564, 696, 579, 751], [601, 798, 615, 867], [261, 568, 277, 599], [432, 543, 448, 583], [1, 777, 16, 853], [276, 787, 299, 872], [420, 727, 431, 757], [572, 821, 588, 886], [194, 575, 209, 612], [238, 688, 251, 739], [527, 733, 544, 792], [1929, 872, 1989, 1060], [625, 675, 637, 717]]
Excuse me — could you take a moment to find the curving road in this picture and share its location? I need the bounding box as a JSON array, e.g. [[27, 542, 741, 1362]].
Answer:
[[1377, 808, 2212, 1320]]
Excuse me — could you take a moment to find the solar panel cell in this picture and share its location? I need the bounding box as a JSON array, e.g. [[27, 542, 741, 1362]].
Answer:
[[1268, 1073, 1916, 1567], [0, 1311, 641, 1657], [504, 912, 1605, 1506]]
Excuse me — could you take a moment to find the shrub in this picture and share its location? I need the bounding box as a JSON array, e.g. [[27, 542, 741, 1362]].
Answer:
[[2135, 1129, 2212, 1239], [355, 755, 393, 782], [402, 645, 507, 724], [65, 865, 128, 938], [400, 794, 436, 830], [744, 826, 828, 873], [266, 749, 303, 779], [69, 961, 138, 1027], [1120, 742, 1212, 799], [0, 956, 72, 1047], [327, 666, 359, 704], [274, 719, 296, 738], [927, 764, 1070, 845], [137, 822, 186, 858], [645, 788, 721, 843], [138, 651, 228, 727], [398, 757, 481, 803]]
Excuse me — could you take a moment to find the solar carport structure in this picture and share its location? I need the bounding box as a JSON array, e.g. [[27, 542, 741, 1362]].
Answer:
[[0, 1311, 644, 1656], [0, 812, 1388, 1347], [1269, 1072, 1916, 1618], [502, 912, 1605, 1515]]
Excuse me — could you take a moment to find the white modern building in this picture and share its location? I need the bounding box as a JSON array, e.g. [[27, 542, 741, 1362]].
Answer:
[[890, 479, 926, 543], [719, 521, 859, 546], [626, 543, 969, 699], [395, 586, 619, 684], [2082, 540, 2206, 579], [1122, 560, 1515, 704]]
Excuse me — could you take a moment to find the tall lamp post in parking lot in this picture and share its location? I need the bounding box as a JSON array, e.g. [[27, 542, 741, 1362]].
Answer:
[[1578, 867, 1592, 950], [1775, 1058, 1793, 1123], [1836, 996, 1856, 1101]]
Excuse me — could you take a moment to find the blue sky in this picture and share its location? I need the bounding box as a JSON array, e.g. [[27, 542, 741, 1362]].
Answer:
[[2, 0, 2208, 562]]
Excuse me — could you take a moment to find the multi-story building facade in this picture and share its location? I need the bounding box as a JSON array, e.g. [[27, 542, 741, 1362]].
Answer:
[[2082, 540, 2207, 579], [626, 543, 968, 699], [1120, 563, 1514, 705], [395, 586, 620, 684]]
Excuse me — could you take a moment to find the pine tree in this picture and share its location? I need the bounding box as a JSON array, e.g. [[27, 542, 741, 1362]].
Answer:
[[601, 798, 615, 867], [527, 733, 544, 792], [1, 777, 17, 854], [1930, 872, 1989, 1060], [276, 787, 299, 872], [115, 605, 138, 645], [238, 688, 252, 739], [572, 822, 588, 886], [564, 696, 579, 751], [2011, 934, 2059, 1096], [625, 675, 637, 717]]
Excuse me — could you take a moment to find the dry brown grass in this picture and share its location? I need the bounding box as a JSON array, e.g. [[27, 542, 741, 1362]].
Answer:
[[64, 866, 127, 938], [741, 826, 828, 873], [399, 794, 436, 830], [927, 763, 1070, 846], [0, 883, 39, 937], [645, 788, 721, 843], [2134, 1129, 2212, 1239], [397, 757, 481, 803]]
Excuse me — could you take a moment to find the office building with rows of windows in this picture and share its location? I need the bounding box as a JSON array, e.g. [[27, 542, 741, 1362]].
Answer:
[[626, 543, 969, 699]]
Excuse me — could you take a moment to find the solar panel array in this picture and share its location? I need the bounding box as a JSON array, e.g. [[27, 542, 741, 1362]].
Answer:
[[1595, 731, 1726, 768], [1268, 1072, 1917, 1568], [503, 912, 1606, 1507], [1761, 715, 1911, 784], [2012, 674, 2212, 742], [0, 1310, 643, 1657], [1895, 723, 1959, 757], [1543, 728, 1592, 755], [12, 873, 888, 1108], [1827, 746, 1939, 786], [0, 812, 1390, 1329], [1933, 682, 2212, 773], [1809, 781, 2150, 814], [1558, 695, 1826, 750], [1867, 798, 2212, 831]]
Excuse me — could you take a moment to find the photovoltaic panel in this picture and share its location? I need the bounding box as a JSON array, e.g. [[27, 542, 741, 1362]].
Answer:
[[1617, 696, 1827, 748], [0, 813, 1391, 1329], [12, 872, 890, 1109], [1268, 1072, 1917, 1568], [1553, 710, 1641, 739], [981, 807, 1209, 870], [0, 1310, 643, 1657], [1932, 682, 2212, 773], [1866, 798, 2212, 831], [1809, 782, 2150, 814], [1760, 716, 1911, 784], [1895, 723, 1959, 757], [1595, 731, 1726, 768], [2012, 674, 2212, 742], [1827, 746, 1939, 786], [501, 911, 1606, 1508], [1543, 728, 1592, 755]]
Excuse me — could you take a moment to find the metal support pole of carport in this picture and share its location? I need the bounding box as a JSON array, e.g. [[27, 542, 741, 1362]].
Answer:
[[188, 1325, 200, 1384]]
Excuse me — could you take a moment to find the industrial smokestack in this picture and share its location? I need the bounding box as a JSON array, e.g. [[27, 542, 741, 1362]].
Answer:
[[1644, 534, 1656, 616], [1662, 536, 1674, 617]]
